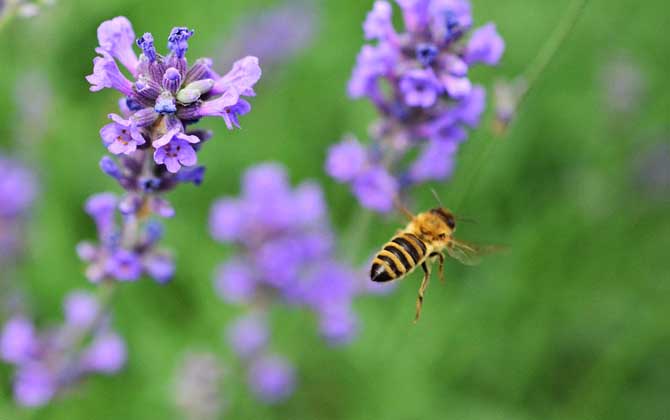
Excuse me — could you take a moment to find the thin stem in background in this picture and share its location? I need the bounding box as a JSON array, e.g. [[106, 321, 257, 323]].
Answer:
[[455, 0, 590, 211]]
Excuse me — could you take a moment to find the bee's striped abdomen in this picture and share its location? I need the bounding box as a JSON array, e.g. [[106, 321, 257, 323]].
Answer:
[[370, 233, 427, 282]]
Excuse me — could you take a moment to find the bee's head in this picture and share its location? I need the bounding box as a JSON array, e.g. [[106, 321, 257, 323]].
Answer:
[[428, 207, 456, 241]]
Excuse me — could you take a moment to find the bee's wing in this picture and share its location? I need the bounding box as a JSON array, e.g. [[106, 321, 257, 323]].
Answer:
[[446, 240, 506, 266]]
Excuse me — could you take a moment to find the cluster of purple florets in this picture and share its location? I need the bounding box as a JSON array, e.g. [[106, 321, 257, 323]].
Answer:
[[87, 17, 261, 175], [0, 291, 126, 406], [82, 17, 261, 283], [326, 0, 504, 212], [210, 163, 362, 402]]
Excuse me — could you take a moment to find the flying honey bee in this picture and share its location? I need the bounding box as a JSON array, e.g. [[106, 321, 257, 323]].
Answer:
[[370, 192, 499, 322]]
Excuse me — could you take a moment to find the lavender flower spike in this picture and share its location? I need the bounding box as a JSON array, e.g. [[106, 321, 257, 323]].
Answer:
[[328, 0, 505, 211], [83, 16, 261, 284]]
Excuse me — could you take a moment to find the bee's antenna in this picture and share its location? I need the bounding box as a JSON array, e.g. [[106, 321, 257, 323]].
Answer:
[[455, 215, 478, 225], [393, 195, 415, 221], [430, 188, 445, 208]]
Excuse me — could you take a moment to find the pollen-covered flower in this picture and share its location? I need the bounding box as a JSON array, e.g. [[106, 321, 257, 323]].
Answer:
[[328, 0, 504, 212], [0, 291, 126, 407]]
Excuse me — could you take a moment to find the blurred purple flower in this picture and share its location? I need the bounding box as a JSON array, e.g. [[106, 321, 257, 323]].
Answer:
[[0, 317, 37, 364], [226, 315, 269, 359], [210, 164, 360, 325], [210, 162, 365, 404], [63, 292, 99, 329], [325, 136, 368, 183], [248, 354, 295, 404], [214, 259, 257, 304], [0, 291, 126, 407], [0, 155, 37, 218], [218, 1, 318, 71], [81, 333, 127, 374], [0, 155, 37, 263]]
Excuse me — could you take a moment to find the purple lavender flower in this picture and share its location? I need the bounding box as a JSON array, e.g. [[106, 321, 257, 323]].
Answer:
[[83, 17, 262, 286], [87, 16, 261, 180], [1, 291, 126, 407], [248, 354, 295, 404], [99, 113, 146, 155], [328, 0, 504, 211]]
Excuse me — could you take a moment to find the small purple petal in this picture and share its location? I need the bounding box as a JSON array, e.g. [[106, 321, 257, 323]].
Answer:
[[352, 167, 398, 213], [364, 1, 395, 40], [210, 199, 245, 242], [63, 291, 100, 329], [13, 364, 56, 407], [226, 315, 268, 358], [82, 333, 127, 374], [96, 16, 139, 74], [325, 137, 367, 183], [0, 316, 37, 364], [214, 259, 257, 304], [106, 249, 143, 281], [465, 23, 505, 65], [248, 355, 296, 404]]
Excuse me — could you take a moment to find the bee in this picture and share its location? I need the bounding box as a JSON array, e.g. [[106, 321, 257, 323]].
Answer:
[[370, 193, 496, 322]]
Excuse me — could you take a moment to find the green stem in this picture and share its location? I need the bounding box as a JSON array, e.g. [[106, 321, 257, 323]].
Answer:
[[516, 0, 590, 111], [456, 0, 589, 209]]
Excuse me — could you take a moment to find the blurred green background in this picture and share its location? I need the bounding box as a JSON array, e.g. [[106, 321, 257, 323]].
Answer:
[[1, 0, 669, 419]]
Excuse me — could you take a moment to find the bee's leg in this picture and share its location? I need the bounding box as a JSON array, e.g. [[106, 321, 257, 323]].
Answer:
[[414, 262, 431, 323], [432, 252, 445, 283]]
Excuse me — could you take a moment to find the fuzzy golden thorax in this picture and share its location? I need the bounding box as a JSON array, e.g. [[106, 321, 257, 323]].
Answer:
[[407, 207, 456, 249]]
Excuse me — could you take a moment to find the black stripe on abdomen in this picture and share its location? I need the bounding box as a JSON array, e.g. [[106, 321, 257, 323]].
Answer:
[[392, 236, 421, 264], [404, 233, 427, 258], [384, 244, 412, 272]]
